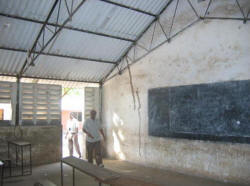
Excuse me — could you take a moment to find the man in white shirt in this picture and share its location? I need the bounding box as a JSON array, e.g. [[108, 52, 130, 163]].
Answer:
[[65, 113, 81, 158], [83, 110, 105, 167]]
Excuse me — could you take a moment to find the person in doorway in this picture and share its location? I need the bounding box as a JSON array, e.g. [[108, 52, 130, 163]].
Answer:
[[83, 110, 105, 167], [65, 112, 81, 158]]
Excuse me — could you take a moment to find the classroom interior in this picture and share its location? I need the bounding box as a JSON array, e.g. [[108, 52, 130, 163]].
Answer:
[[0, 0, 250, 186]]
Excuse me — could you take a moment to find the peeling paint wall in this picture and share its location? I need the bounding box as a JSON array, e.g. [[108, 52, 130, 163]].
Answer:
[[0, 126, 61, 165], [102, 20, 250, 184]]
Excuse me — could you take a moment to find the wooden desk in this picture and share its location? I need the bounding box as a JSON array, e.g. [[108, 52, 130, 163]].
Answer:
[[8, 140, 32, 177], [61, 157, 163, 186], [61, 157, 120, 186]]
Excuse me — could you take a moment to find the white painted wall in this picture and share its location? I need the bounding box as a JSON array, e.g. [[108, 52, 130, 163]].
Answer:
[[102, 20, 250, 184]]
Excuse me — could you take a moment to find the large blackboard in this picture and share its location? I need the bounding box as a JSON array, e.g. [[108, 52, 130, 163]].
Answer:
[[148, 80, 250, 143]]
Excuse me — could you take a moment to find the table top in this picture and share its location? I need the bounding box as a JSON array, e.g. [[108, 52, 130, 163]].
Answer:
[[62, 156, 120, 182], [8, 140, 31, 146]]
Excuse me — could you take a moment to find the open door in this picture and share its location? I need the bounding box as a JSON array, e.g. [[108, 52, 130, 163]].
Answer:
[[62, 87, 100, 159]]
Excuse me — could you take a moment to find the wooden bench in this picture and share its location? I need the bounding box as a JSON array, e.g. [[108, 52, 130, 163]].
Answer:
[[61, 157, 163, 186], [61, 157, 120, 186]]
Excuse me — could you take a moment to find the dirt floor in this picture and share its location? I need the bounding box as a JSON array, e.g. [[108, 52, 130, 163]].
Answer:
[[2, 159, 247, 186]]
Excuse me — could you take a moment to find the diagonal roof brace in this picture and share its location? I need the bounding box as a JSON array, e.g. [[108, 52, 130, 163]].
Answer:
[[101, 0, 174, 83], [99, 0, 157, 17], [18, 0, 60, 77], [19, 0, 88, 77]]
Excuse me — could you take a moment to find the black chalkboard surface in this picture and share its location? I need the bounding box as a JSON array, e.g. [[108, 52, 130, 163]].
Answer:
[[148, 80, 250, 143]]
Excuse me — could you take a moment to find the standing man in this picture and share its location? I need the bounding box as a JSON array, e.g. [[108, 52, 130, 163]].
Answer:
[[83, 110, 105, 167], [65, 113, 81, 158]]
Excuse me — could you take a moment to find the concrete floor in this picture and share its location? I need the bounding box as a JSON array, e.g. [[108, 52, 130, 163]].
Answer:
[[2, 159, 247, 186]]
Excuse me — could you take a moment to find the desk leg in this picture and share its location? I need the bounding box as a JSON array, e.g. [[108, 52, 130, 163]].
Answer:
[[29, 144, 32, 175], [16, 145, 18, 167], [21, 147, 24, 176], [61, 161, 63, 186], [73, 167, 75, 186], [1, 164, 3, 186], [7, 143, 9, 159], [9, 160, 11, 177], [8, 142, 11, 177]]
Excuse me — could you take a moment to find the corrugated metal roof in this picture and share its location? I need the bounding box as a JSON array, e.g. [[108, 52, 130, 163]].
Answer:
[[109, 0, 170, 15], [0, 0, 170, 82], [23, 54, 114, 82], [45, 29, 132, 62], [0, 0, 53, 21], [0, 0, 155, 40], [0, 0, 155, 61], [0, 49, 26, 75], [63, 0, 154, 40], [0, 16, 41, 50]]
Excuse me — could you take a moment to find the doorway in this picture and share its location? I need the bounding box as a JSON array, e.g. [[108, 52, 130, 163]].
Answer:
[[61, 88, 85, 158]]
